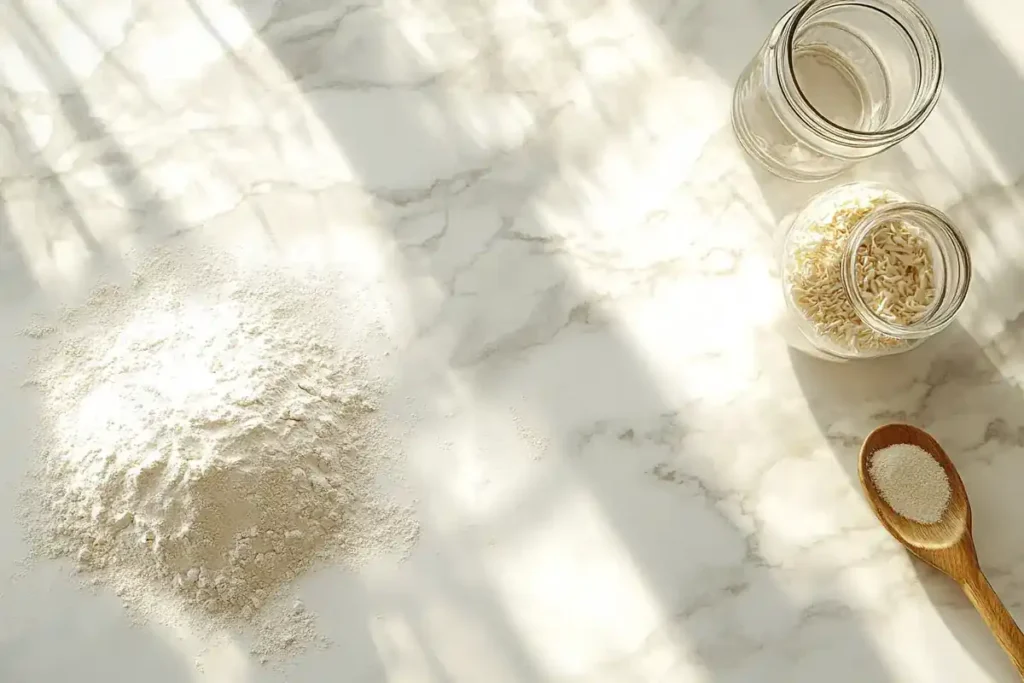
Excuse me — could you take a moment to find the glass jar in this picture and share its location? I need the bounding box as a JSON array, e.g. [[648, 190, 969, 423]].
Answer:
[[780, 183, 971, 360], [732, 0, 943, 181]]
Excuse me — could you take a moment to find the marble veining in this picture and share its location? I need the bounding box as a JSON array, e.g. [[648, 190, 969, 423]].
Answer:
[[3, 0, 1024, 681]]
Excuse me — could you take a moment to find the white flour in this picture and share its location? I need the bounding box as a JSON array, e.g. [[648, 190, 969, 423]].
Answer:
[[22, 249, 418, 657]]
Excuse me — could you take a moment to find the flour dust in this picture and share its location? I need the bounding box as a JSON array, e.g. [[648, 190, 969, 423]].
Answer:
[[20, 248, 418, 659]]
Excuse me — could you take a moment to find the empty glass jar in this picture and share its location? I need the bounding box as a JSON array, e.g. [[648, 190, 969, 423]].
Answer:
[[780, 183, 971, 360], [733, 0, 943, 181]]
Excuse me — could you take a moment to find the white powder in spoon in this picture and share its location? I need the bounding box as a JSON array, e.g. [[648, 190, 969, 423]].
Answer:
[[869, 443, 951, 524]]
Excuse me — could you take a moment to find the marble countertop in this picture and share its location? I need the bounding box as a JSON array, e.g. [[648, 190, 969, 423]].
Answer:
[[3, 0, 1024, 681]]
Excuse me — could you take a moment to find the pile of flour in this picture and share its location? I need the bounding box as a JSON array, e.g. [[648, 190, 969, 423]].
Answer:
[[22, 250, 417, 654]]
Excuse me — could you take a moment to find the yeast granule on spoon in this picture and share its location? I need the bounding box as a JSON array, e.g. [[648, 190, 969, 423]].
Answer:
[[869, 443, 951, 524]]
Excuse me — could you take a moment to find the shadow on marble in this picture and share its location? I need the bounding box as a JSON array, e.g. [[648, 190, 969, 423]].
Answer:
[[308, 532, 553, 683], [0, 578, 198, 683], [789, 321, 1024, 681], [2, 0, 286, 297], [0, 1, 143, 291], [0, 199, 36, 304], [910, 143, 1024, 341], [922, 2, 1024, 177], [207, 0, 904, 679]]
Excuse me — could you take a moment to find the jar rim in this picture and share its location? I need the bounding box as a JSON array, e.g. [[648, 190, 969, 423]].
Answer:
[[777, 0, 944, 147], [840, 202, 971, 338]]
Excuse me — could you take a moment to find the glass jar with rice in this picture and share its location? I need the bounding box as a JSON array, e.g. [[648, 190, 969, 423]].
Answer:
[[781, 183, 971, 360]]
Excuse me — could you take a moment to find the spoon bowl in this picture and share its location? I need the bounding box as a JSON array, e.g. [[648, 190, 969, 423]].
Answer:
[[859, 423, 971, 569], [860, 423, 1024, 677]]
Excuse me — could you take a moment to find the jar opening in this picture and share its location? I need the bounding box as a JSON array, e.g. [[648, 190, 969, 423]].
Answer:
[[779, 0, 943, 147], [842, 203, 971, 339]]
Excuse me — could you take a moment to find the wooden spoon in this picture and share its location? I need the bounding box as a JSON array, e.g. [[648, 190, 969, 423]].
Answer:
[[859, 423, 1024, 677]]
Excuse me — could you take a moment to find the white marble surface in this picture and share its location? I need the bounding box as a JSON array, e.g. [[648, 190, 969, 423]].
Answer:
[[3, 0, 1024, 681]]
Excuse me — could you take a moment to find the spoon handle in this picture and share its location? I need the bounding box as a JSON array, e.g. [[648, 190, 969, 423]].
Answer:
[[962, 568, 1024, 676]]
